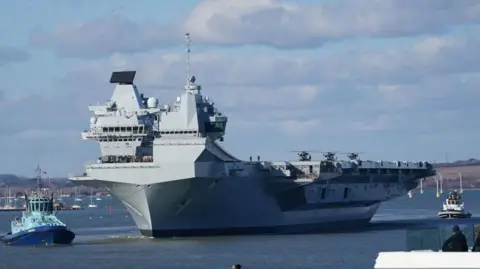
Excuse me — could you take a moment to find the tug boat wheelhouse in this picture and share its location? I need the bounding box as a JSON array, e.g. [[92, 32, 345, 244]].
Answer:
[[1, 165, 75, 246], [437, 190, 471, 219]]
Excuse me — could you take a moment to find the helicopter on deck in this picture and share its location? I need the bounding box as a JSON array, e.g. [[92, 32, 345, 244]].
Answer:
[[290, 150, 365, 163], [346, 152, 364, 161], [322, 152, 338, 162], [290, 150, 324, 161]]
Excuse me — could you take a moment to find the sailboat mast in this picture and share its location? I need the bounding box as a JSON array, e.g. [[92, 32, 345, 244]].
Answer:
[[459, 172, 463, 193]]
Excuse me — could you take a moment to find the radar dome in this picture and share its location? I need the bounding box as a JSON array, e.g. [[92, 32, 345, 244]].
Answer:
[[147, 97, 158, 108], [90, 117, 97, 124]]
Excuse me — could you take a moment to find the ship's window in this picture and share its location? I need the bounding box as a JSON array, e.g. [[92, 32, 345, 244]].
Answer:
[[127, 127, 132, 131], [204, 121, 226, 133], [114, 139, 118, 142], [121, 127, 126, 132], [114, 127, 120, 132], [102, 127, 107, 132], [139, 126, 143, 133], [137, 138, 141, 141], [108, 127, 113, 132]]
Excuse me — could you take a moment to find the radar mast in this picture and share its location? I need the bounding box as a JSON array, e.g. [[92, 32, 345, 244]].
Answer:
[[185, 33, 191, 87]]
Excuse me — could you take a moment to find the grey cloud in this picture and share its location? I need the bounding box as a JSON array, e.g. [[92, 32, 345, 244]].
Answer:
[[17, 27, 478, 152], [79, 30, 480, 101], [0, 74, 107, 175], [30, 0, 480, 58], [186, 0, 480, 48], [0, 71, 109, 138], [30, 15, 182, 59], [0, 46, 30, 66]]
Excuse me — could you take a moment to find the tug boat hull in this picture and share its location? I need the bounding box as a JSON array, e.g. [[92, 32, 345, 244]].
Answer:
[[437, 211, 472, 219], [1, 225, 75, 246]]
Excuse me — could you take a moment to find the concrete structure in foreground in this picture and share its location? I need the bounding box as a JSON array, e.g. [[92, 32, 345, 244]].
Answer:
[[375, 251, 480, 269]]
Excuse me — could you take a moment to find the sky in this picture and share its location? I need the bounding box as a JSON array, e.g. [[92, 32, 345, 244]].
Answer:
[[1, 0, 480, 177]]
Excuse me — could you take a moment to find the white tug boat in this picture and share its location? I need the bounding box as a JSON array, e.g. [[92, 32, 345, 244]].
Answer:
[[437, 190, 471, 219]]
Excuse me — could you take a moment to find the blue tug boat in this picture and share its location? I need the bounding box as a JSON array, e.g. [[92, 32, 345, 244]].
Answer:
[[1, 165, 75, 246]]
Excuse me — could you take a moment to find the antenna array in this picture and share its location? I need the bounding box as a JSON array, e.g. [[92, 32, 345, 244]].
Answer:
[[185, 33, 191, 87]]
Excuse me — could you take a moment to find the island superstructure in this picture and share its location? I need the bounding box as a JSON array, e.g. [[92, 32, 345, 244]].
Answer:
[[69, 33, 436, 237]]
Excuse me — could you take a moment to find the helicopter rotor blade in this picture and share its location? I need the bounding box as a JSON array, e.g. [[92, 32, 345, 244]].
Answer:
[[289, 150, 321, 153]]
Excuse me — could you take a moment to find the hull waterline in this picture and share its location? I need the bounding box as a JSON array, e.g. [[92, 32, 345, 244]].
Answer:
[[2, 225, 75, 246], [140, 217, 374, 238], [438, 211, 472, 219]]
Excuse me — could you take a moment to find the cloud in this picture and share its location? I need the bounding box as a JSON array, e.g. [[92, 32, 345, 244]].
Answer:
[[0, 46, 30, 66], [55, 28, 480, 143], [31, 0, 480, 58], [185, 0, 480, 48], [71, 33, 480, 90], [10, 10, 480, 173], [30, 15, 182, 59], [0, 82, 103, 176]]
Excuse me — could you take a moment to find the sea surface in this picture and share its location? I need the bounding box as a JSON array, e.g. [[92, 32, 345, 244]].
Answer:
[[0, 189, 479, 269]]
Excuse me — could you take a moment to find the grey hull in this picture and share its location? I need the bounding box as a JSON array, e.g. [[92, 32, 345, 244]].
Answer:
[[73, 173, 400, 238], [139, 218, 372, 237]]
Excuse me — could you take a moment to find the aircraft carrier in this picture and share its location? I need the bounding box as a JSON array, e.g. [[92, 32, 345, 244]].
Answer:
[[69, 33, 436, 237]]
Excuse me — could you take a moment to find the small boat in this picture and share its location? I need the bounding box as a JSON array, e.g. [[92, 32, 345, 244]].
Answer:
[[437, 190, 472, 219], [74, 187, 82, 202], [1, 165, 75, 246], [88, 189, 97, 208]]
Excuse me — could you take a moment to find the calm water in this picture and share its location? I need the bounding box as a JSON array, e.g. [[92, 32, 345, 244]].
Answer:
[[1, 189, 479, 269]]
